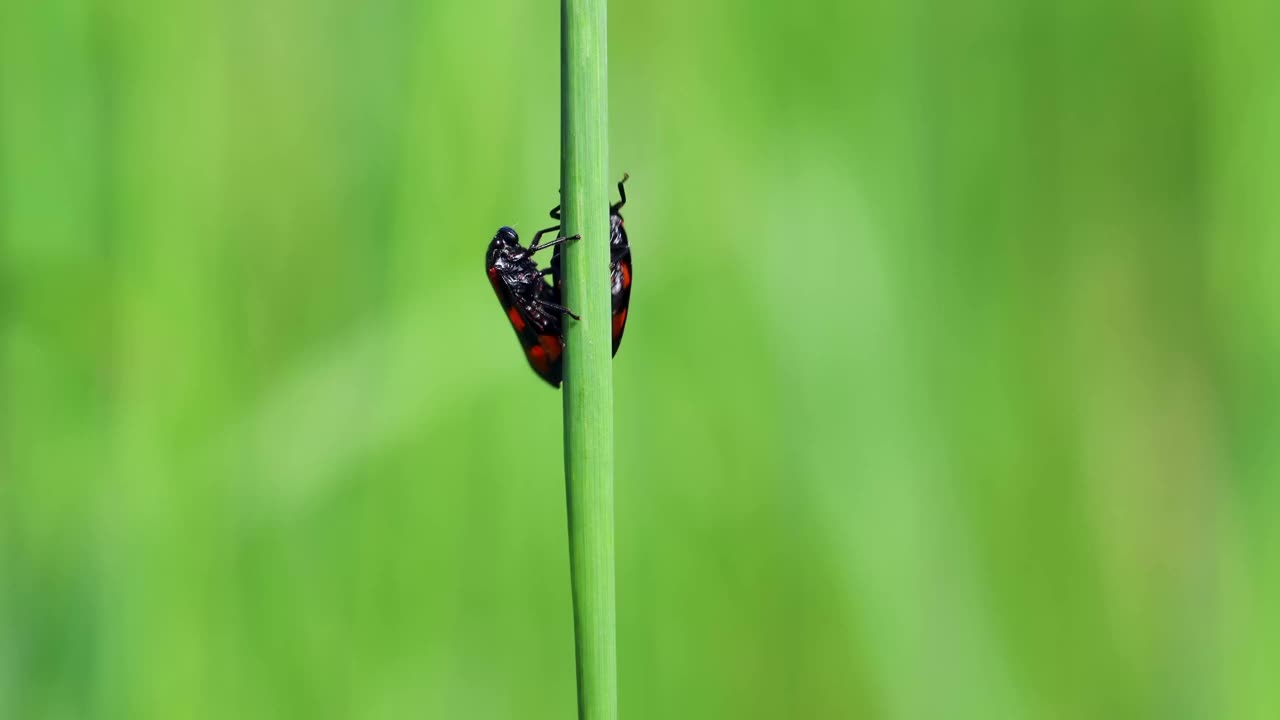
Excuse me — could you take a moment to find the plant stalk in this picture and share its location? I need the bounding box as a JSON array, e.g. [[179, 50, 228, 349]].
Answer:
[[559, 0, 615, 717]]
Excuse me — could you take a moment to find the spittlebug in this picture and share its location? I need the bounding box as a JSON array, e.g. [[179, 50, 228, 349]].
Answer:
[[485, 225, 580, 387], [547, 173, 632, 355]]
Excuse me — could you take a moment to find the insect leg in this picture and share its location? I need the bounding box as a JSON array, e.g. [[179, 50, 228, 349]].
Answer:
[[528, 224, 559, 248], [536, 297, 580, 321], [611, 172, 629, 213], [529, 227, 580, 253]]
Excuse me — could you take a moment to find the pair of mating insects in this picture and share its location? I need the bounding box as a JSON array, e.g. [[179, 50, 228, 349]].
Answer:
[[485, 174, 633, 388]]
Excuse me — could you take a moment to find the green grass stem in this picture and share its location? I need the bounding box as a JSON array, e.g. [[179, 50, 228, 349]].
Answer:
[[559, 0, 616, 718]]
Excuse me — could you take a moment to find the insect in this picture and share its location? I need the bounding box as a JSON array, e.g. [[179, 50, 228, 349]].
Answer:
[[486, 225, 580, 387], [547, 173, 632, 355]]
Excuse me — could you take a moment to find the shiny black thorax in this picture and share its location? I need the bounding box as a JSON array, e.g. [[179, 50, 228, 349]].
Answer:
[[486, 231, 562, 337]]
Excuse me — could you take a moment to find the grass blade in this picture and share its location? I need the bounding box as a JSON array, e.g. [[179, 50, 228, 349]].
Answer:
[[559, 0, 616, 718]]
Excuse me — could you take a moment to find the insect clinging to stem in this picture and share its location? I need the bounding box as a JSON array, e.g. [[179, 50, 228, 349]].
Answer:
[[485, 225, 580, 387], [547, 173, 633, 356]]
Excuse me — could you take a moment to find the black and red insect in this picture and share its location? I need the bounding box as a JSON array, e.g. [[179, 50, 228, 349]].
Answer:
[[485, 225, 579, 387], [548, 173, 633, 355]]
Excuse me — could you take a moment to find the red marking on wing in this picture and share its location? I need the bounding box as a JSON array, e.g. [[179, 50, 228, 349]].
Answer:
[[619, 261, 631, 290], [540, 333, 562, 363], [507, 306, 526, 332], [487, 267, 504, 294], [612, 307, 628, 339], [527, 344, 550, 376]]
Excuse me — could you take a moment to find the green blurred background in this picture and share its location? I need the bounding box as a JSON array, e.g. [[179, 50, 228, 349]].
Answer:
[[3, 0, 1277, 717]]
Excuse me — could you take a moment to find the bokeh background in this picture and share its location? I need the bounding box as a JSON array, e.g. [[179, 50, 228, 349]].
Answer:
[[3, 0, 1278, 717]]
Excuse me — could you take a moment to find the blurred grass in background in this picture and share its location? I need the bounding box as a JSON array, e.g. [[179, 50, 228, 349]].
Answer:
[[2, 0, 1278, 718]]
